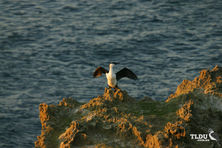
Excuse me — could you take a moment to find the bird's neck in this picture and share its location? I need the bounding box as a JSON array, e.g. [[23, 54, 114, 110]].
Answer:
[[109, 65, 114, 75]]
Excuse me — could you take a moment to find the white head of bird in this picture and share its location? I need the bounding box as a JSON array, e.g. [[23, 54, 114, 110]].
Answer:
[[108, 62, 118, 73]]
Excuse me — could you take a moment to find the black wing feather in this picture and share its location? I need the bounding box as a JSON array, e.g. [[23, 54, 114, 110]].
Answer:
[[93, 67, 108, 78], [116, 68, 137, 81]]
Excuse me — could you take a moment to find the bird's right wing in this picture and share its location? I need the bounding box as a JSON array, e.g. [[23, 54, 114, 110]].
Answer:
[[93, 67, 108, 78], [116, 67, 138, 81]]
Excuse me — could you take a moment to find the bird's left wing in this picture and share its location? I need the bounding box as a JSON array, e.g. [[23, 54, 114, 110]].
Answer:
[[116, 67, 138, 81], [93, 67, 108, 78]]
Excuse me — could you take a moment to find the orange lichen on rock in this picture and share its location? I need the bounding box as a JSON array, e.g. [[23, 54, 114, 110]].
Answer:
[[35, 103, 53, 148], [143, 134, 161, 148], [59, 98, 80, 108], [176, 100, 193, 121], [59, 121, 85, 148], [162, 100, 194, 147], [95, 143, 112, 148], [104, 88, 133, 102], [166, 65, 222, 102], [164, 121, 186, 139], [80, 97, 104, 110], [80, 88, 131, 111], [35, 98, 82, 148], [132, 126, 144, 145], [217, 76, 222, 83], [39, 103, 50, 129]]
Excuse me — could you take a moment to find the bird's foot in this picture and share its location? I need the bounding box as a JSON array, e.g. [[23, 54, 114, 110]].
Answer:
[[107, 86, 120, 91], [114, 86, 120, 91]]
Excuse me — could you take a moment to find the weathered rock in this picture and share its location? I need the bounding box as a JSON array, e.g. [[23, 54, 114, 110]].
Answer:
[[166, 65, 222, 102], [35, 66, 222, 148]]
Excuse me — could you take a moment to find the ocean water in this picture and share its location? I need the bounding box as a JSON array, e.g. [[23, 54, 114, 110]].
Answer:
[[0, 0, 222, 147]]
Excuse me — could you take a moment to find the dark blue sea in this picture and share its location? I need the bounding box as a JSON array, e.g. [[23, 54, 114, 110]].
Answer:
[[0, 0, 222, 147]]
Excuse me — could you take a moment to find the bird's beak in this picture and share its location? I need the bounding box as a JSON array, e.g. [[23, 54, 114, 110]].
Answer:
[[112, 62, 119, 65]]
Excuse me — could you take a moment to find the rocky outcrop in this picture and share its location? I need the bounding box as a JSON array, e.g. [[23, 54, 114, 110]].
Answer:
[[166, 65, 222, 102], [35, 66, 222, 148]]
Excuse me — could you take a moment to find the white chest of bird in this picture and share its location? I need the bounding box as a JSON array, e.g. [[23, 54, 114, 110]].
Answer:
[[106, 72, 117, 88]]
